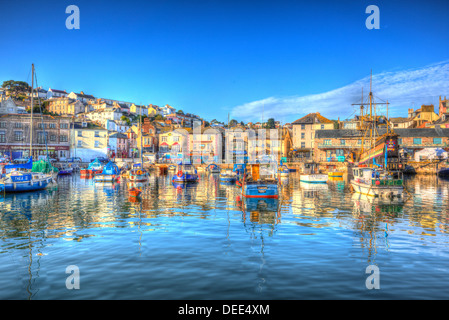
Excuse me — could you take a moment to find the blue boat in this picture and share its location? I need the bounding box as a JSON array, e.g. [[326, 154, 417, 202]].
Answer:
[[93, 161, 121, 183], [438, 168, 449, 177], [233, 163, 247, 178], [206, 163, 220, 173], [0, 157, 53, 193], [172, 163, 198, 183], [219, 169, 236, 183], [241, 163, 279, 199]]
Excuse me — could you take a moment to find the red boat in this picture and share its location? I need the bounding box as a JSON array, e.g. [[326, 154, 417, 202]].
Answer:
[[128, 187, 142, 197]]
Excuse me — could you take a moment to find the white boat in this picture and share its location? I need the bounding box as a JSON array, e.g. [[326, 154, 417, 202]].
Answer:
[[350, 167, 404, 199], [299, 174, 328, 183]]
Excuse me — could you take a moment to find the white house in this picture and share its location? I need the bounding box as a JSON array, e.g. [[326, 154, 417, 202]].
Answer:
[[160, 104, 176, 116], [47, 88, 68, 99], [67, 91, 96, 104], [0, 95, 19, 114]]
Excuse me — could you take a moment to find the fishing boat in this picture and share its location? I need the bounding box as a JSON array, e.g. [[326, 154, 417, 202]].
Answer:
[[233, 163, 247, 178], [171, 163, 199, 183], [93, 161, 121, 183], [80, 158, 103, 176], [128, 163, 149, 183], [350, 167, 404, 199], [206, 163, 221, 173], [241, 162, 279, 199], [299, 163, 328, 183], [219, 169, 236, 183], [58, 165, 73, 175]]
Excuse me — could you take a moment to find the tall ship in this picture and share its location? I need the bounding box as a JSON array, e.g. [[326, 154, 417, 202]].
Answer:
[[347, 72, 405, 199]]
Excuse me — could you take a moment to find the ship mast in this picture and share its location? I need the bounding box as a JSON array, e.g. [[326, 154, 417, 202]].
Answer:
[[30, 64, 34, 159]]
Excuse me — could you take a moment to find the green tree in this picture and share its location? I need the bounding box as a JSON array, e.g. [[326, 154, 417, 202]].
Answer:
[[177, 110, 184, 115], [266, 118, 276, 129], [2, 80, 31, 95], [154, 114, 165, 121], [229, 119, 238, 127]]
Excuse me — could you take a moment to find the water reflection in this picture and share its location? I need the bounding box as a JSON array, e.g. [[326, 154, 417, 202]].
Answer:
[[0, 172, 449, 299]]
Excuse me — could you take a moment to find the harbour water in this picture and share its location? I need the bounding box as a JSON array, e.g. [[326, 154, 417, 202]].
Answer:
[[0, 172, 449, 299]]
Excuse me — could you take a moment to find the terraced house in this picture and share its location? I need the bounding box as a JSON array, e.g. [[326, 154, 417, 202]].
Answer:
[[70, 121, 109, 162], [0, 114, 71, 160], [47, 97, 85, 115]]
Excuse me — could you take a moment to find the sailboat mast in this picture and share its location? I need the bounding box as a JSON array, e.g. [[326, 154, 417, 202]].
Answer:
[[140, 105, 143, 164], [30, 64, 34, 158]]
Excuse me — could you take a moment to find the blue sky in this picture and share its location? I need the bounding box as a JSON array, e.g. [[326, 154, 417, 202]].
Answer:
[[1, 0, 448, 123]]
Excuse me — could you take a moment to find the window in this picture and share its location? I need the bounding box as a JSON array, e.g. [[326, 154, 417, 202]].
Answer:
[[37, 132, 47, 144], [301, 133, 305, 139], [78, 131, 82, 137], [301, 124, 305, 130], [173, 136, 179, 142], [77, 140, 82, 147], [0, 131, 5, 143], [38, 123, 46, 129], [323, 139, 332, 145], [14, 131, 23, 141], [161, 136, 167, 142], [94, 141, 100, 148], [321, 125, 325, 130], [340, 139, 346, 146], [433, 138, 442, 145], [301, 142, 305, 148], [0, 122, 7, 128], [49, 123, 56, 129], [14, 123, 22, 128], [60, 123, 68, 129], [413, 138, 422, 145], [50, 135, 56, 141], [94, 131, 100, 137], [357, 140, 362, 145], [398, 138, 402, 144], [59, 135, 68, 142]]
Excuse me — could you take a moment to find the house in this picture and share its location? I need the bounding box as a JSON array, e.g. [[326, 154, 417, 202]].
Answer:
[[47, 88, 68, 99], [84, 108, 123, 126], [108, 132, 129, 158], [105, 119, 130, 133], [47, 97, 85, 115], [407, 105, 439, 128], [438, 96, 448, 117], [67, 91, 96, 104], [292, 112, 334, 159], [190, 126, 225, 164], [158, 129, 191, 161], [147, 104, 161, 117], [31, 87, 48, 99], [0, 95, 19, 114], [130, 104, 148, 116], [160, 104, 176, 116], [0, 114, 71, 160], [389, 117, 413, 129], [71, 121, 109, 162]]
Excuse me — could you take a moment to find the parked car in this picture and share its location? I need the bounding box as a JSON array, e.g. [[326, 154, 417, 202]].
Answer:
[[66, 157, 82, 163], [90, 157, 109, 164]]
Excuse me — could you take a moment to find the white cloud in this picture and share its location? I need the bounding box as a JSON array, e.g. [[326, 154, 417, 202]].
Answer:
[[230, 60, 449, 123]]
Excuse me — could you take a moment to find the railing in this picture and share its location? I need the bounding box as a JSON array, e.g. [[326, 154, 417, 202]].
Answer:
[[318, 144, 362, 149]]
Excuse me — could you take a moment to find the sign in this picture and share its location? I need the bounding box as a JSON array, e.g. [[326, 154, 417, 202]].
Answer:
[[386, 139, 396, 152]]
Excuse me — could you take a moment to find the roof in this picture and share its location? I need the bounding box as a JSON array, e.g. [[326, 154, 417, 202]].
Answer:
[[293, 112, 333, 125], [75, 93, 95, 99], [49, 89, 67, 94], [315, 128, 449, 139], [109, 132, 127, 139], [389, 117, 410, 123]]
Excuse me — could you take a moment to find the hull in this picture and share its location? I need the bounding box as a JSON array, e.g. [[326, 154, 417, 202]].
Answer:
[[350, 180, 403, 198], [328, 172, 343, 178], [93, 174, 119, 183], [172, 173, 198, 183], [1, 177, 52, 193], [438, 168, 449, 177], [58, 168, 73, 175], [300, 174, 328, 183], [243, 183, 278, 199]]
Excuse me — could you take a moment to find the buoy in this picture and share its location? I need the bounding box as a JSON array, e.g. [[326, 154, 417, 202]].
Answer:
[[375, 180, 380, 185], [177, 170, 183, 178]]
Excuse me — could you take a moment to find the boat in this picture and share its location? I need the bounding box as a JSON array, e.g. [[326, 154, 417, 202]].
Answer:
[[219, 169, 236, 183], [128, 187, 142, 198], [58, 165, 73, 175], [0, 157, 53, 193], [233, 163, 247, 178], [241, 163, 279, 199], [93, 161, 121, 183], [171, 163, 199, 183], [299, 163, 328, 183], [128, 163, 149, 183], [168, 165, 177, 172], [80, 158, 103, 176], [0, 65, 57, 193], [350, 167, 404, 199], [206, 163, 221, 173], [328, 170, 343, 178], [438, 167, 449, 177], [348, 71, 405, 199], [278, 164, 289, 178]]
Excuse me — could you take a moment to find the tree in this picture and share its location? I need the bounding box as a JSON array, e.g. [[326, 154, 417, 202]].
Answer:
[[229, 119, 238, 127], [266, 118, 276, 129], [154, 114, 165, 121], [2, 80, 31, 95], [177, 110, 184, 115]]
